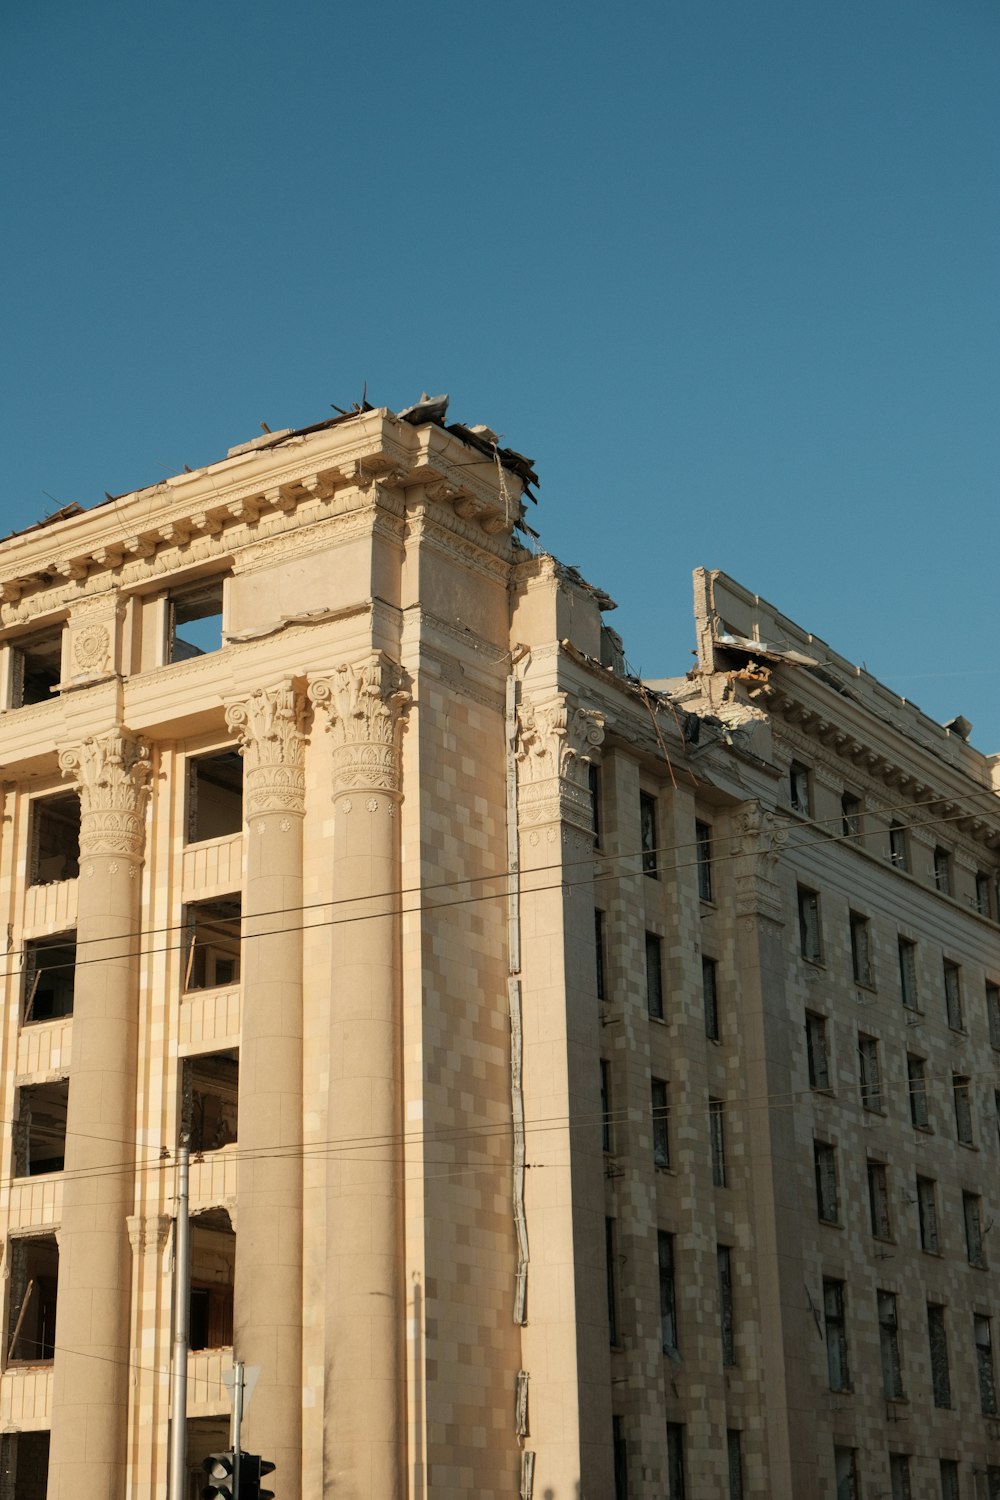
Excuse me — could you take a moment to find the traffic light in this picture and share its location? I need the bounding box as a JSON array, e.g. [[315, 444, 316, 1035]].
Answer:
[[201, 1451, 237, 1499], [240, 1453, 276, 1500]]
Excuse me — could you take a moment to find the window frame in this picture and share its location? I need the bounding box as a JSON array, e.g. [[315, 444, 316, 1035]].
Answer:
[[695, 820, 713, 901], [814, 1140, 839, 1224], [798, 886, 822, 964]]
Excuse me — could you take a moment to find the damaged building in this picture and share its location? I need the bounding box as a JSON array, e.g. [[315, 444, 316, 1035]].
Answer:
[[0, 399, 997, 1499]]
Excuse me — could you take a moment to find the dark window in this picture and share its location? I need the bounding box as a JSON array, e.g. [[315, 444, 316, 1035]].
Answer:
[[600, 1060, 612, 1154], [963, 1191, 986, 1267], [953, 1073, 974, 1146], [167, 577, 225, 662], [612, 1415, 628, 1500], [695, 820, 713, 901], [8, 626, 63, 707], [841, 792, 862, 839], [6, 1234, 59, 1363], [588, 763, 601, 848], [916, 1176, 939, 1253], [726, 1430, 743, 1500], [898, 938, 918, 1010], [907, 1054, 929, 1129], [976, 1314, 997, 1415], [183, 897, 242, 990], [13, 1080, 68, 1177], [702, 957, 719, 1040], [933, 846, 953, 896], [944, 960, 964, 1031], [815, 1141, 839, 1223], [0, 1432, 50, 1499], [850, 912, 873, 987], [23, 933, 76, 1022], [658, 1231, 678, 1355], [709, 1098, 727, 1187], [639, 793, 658, 876], [790, 762, 810, 815], [976, 871, 993, 918], [717, 1246, 735, 1366], [605, 1218, 619, 1346], [188, 1209, 235, 1351], [867, 1161, 892, 1240], [798, 887, 822, 962], [181, 1051, 239, 1153], [988, 981, 1000, 1050], [594, 910, 606, 1002], [889, 822, 909, 871], [666, 1424, 686, 1500], [834, 1448, 858, 1500], [878, 1289, 904, 1400], [823, 1279, 850, 1391], [889, 1453, 912, 1500], [651, 1078, 670, 1168], [645, 933, 663, 1020], [186, 751, 243, 843], [29, 793, 80, 884], [939, 1460, 960, 1500], [859, 1034, 882, 1111], [805, 1012, 830, 1089], [927, 1304, 951, 1409]]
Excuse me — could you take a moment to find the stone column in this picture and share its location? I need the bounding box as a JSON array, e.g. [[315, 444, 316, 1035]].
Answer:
[[49, 729, 150, 1500], [309, 655, 409, 1500], [224, 682, 308, 1493]]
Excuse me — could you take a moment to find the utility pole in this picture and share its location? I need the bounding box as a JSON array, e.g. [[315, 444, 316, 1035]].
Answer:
[[230, 1360, 244, 1500], [168, 1141, 191, 1500]]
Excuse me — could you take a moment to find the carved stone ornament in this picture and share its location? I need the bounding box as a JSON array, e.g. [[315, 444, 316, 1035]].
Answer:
[[58, 729, 150, 859], [732, 800, 786, 921], [308, 653, 410, 794], [126, 1213, 172, 1257], [516, 694, 605, 831], [71, 622, 111, 675], [225, 681, 308, 817]]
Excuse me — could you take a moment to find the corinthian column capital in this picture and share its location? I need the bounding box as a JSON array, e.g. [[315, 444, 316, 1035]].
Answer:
[[308, 653, 409, 795], [225, 680, 309, 817], [58, 729, 150, 859]]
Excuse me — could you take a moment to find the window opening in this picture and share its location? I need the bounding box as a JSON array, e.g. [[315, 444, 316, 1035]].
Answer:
[[181, 1051, 239, 1153], [805, 1012, 830, 1090], [188, 1209, 235, 1352], [666, 1424, 686, 1500], [600, 1060, 612, 1154], [717, 1245, 735, 1366], [907, 1054, 929, 1129], [976, 1314, 997, 1415], [9, 627, 63, 708], [953, 1073, 974, 1145], [13, 1080, 68, 1177], [588, 763, 601, 849], [834, 1447, 858, 1500], [976, 871, 993, 918], [823, 1279, 850, 1391], [612, 1415, 628, 1500], [709, 1098, 727, 1187], [927, 1304, 951, 1409], [186, 751, 243, 843], [963, 1191, 986, 1268], [933, 846, 953, 896], [898, 938, 918, 1011], [944, 960, 963, 1031], [850, 913, 873, 988], [798, 887, 822, 962], [859, 1034, 882, 1111], [594, 909, 606, 1002], [988, 982, 1000, 1050], [702, 957, 719, 1040], [651, 1079, 670, 1168], [29, 793, 80, 884], [889, 1453, 912, 1500], [939, 1460, 959, 1500], [6, 1235, 58, 1363], [841, 793, 862, 839], [658, 1230, 678, 1356], [790, 762, 811, 815], [878, 1289, 904, 1400], [183, 897, 242, 991], [167, 577, 225, 662], [695, 820, 713, 900], [889, 822, 909, 871], [726, 1430, 743, 1500], [645, 933, 663, 1020], [639, 793, 658, 876], [0, 1431, 50, 1499], [23, 933, 76, 1022], [605, 1218, 619, 1347], [916, 1176, 939, 1254], [815, 1141, 839, 1223], [867, 1161, 891, 1240]]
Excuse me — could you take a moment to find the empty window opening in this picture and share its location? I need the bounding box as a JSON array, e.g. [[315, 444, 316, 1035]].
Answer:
[[718, 1245, 735, 1366], [889, 822, 909, 871], [834, 1448, 859, 1500], [889, 1453, 912, 1500], [167, 578, 225, 663], [933, 846, 953, 896], [815, 1141, 839, 1224], [645, 932, 663, 1020], [600, 1060, 613, 1154], [0, 1431, 51, 1500], [867, 1161, 892, 1240], [878, 1289, 904, 1400], [850, 912, 873, 988], [29, 794, 80, 884], [798, 887, 822, 962], [702, 957, 719, 1040], [658, 1230, 678, 1356], [695, 820, 713, 901], [726, 1430, 743, 1500], [189, 1209, 235, 1352], [666, 1424, 686, 1500], [789, 762, 811, 816], [23, 933, 76, 1023], [588, 764, 601, 848], [841, 793, 862, 840], [916, 1176, 939, 1254], [859, 1034, 882, 1111], [977, 1314, 997, 1415], [8, 627, 63, 708], [7, 1235, 58, 1363], [612, 1415, 628, 1500], [953, 1073, 974, 1146], [605, 1217, 619, 1347], [594, 909, 606, 1002], [651, 1078, 670, 1168], [709, 1098, 727, 1187], [907, 1054, 929, 1129], [639, 793, 658, 877], [898, 938, 918, 1011], [181, 1051, 238, 1154], [944, 960, 964, 1031], [823, 1279, 850, 1392], [186, 751, 243, 844], [927, 1303, 951, 1408], [976, 871, 993, 919], [964, 1191, 986, 1268], [988, 982, 1000, 1050], [939, 1460, 960, 1500], [13, 1081, 68, 1177], [805, 1011, 830, 1090], [183, 898, 241, 991]]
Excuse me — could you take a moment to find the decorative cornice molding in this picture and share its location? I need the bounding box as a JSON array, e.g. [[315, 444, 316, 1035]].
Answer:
[[225, 681, 309, 817], [309, 654, 410, 794], [58, 728, 150, 859], [516, 693, 605, 831]]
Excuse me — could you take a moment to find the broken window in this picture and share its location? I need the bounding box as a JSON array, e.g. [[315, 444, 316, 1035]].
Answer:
[[953, 1073, 974, 1146], [600, 1060, 613, 1154], [695, 820, 713, 901], [13, 1080, 68, 1177], [23, 933, 76, 1023], [823, 1279, 850, 1391], [878, 1289, 904, 1400], [666, 1424, 686, 1500], [189, 1209, 235, 1352], [834, 1448, 858, 1500], [651, 1078, 670, 1169], [6, 1234, 58, 1363], [28, 793, 80, 884], [927, 1304, 951, 1408], [612, 1416, 628, 1500], [798, 887, 822, 963], [181, 1051, 238, 1153], [815, 1141, 839, 1224], [977, 871, 993, 919], [726, 1430, 743, 1500], [709, 1098, 727, 1187], [645, 932, 663, 1020], [594, 909, 606, 1002], [850, 912, 874, 988], [605, 1217, 619, 1347], [859, 1034, 882, 1111], [988, 982, 1000, 1050], [186, 750, 243, 843], [717, 1245, 735, 1366], [889, 821, 909, 871], [183, 897, 241, 991], [963, 1191, 986, 1268], [939, 1460, 959, 1500], [805, 1011, 830, 1090], [658, 1230, 678, 1355], [898, 938, 919, 1011], [8, 626, 63, 708], [789, 762, 811, 816], [166, 577, 225, 663], [977, 1314, 998, 1415], [867, 1161, 892, 1240], [907, 1054, 929, 1129], [917, 1176, 939, 1254], [944, 960, 964, 1031], [841, 792, 862, 840], [889, 1453, 912, 1500], [933, 846, 953, 896], [702, 957, 719, 1040], [639, 793, 658, 877]]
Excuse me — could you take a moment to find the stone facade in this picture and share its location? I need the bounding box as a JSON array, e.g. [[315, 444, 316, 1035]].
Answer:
[[0, 406, 997, 1499]]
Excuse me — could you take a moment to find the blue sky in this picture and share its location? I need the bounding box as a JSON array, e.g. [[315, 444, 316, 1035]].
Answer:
[[4, 1, 999, 749]]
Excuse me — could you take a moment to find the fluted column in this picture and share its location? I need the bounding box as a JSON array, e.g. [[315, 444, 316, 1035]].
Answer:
[[49, 729, 150, 1500], [225, 682, 308, 1493], [309, 655, 409, 1500]]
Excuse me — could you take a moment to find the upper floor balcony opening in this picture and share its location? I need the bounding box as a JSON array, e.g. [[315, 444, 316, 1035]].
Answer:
[[29, 793, 80, 885], [6, 625, 63, 708], [184, 898, 241, 991], [187, 751, 243, 844], [167, 577, 225, 663], [12, 1079, 68, 1177], [23, 933, 76, 1024]]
